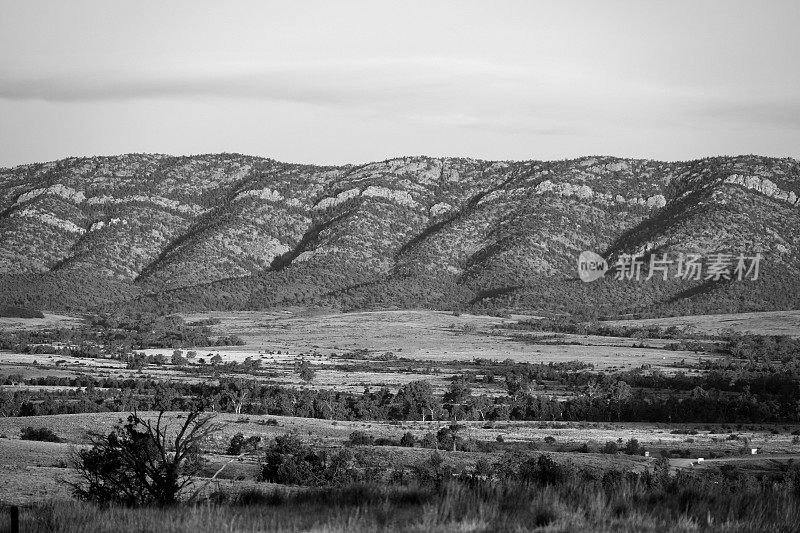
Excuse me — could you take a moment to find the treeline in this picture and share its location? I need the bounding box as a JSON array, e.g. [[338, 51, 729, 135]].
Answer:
[[0, 312, 243, 354], [3, 363, 800, 423], [718, 334, 800, 364], [505, 316, 691, 339]]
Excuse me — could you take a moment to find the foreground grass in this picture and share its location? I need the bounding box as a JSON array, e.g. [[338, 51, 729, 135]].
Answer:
[[6, 477, 800, 533]]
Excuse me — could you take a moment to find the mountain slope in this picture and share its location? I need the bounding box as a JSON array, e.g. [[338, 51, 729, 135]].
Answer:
[[0, 153, 798, 317]]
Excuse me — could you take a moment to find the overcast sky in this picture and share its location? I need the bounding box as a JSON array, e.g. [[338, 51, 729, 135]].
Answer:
[[1, 0, 798, 168]]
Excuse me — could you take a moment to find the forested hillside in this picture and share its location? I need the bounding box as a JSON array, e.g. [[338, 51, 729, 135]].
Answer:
[[1, 153, 799, 317]]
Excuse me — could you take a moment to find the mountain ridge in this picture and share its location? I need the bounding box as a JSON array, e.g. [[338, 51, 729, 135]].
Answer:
[[1, 152, 799, 317]]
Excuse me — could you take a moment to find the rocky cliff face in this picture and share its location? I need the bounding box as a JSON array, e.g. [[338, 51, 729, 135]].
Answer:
[[1, 153, 798, 316]]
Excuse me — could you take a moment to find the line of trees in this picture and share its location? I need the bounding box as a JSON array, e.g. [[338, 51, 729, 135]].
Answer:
[[3, 368, 800, 423]]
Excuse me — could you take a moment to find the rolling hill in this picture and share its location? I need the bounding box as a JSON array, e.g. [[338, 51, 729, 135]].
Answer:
[[1, 153, 799, 317]]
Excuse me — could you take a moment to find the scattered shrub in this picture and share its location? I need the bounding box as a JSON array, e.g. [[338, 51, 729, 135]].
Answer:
[[227, 433, 261, 455], [20, 426, 62, 442], [400, 432, 416, 447], [624, 438, 643, 456], [347, 431, 374, 446], [602, 441, 618, 454], [421, 433, 438, 449], [72, 410, 220, 506], [260, 434, 362, 486]]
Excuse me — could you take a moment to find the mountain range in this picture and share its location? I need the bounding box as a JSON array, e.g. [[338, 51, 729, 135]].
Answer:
[[1, 153, 799, 318]]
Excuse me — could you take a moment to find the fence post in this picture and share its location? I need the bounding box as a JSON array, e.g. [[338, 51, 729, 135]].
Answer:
[[10, 505, 19, 533]]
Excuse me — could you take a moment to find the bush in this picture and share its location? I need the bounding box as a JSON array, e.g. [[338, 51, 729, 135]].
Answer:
[[260, 434, 362, 486], [519, 454, 573, 486], [669, 448, 691, 458], [296, 360, 315, 382], [602, 441, 619, 454], [400, 432, 416, 447], [582, 440, 599, 453], [347, 431, 374, 446], [413, 451, 452, 487], [624, 438, 643, 456], [226, 433, 261, 455], [474, 458, 493, 478], [421, 432, 438, 449], [436, 427, 454, 451], [20, 426, 62, 442], [72, 410, 220, 506]]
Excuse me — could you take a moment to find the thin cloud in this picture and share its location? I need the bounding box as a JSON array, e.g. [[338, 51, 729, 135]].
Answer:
[[2, 56, 796, 139], [0, 57, 622, 136], [0, 58, 526, 104], [696, 99, 800, 128]]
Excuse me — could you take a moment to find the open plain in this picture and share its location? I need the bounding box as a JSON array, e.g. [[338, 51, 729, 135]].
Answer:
[[2, 309, 799, 511]]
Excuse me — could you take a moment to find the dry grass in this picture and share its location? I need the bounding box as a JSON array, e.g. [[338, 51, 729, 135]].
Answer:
[[3, 308, 800, 519], [14, 308, 797, 396], [178, 309, 719, 373], [604, 310, 800, 337], [6, 477, 800, 532], [2, 309, 721, 393], [0, 313, 83, 332], [2, 411, 798, 506]]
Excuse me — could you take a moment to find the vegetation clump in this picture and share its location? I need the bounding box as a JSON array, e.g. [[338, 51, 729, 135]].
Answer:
[[20, 426, 62, 442], [72, 410, 220, 506]]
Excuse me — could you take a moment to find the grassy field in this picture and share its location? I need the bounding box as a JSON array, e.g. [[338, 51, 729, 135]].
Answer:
[[604, 310, 800, 337], [0, 313, 83, 332], [185, 309, 718, 371], [0, 410, 798, 506], [2, 309, 800, 531], [0, 309, 722, 394], [4, 472, 800, 532]]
